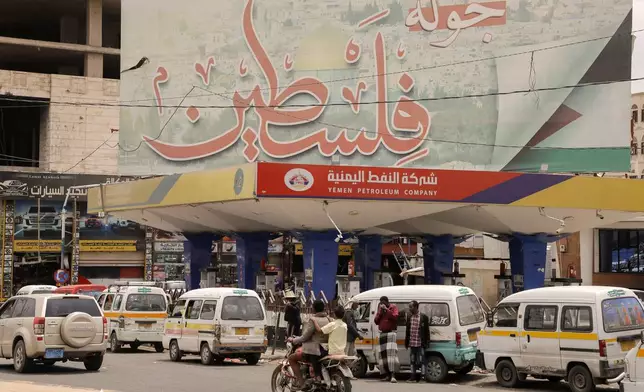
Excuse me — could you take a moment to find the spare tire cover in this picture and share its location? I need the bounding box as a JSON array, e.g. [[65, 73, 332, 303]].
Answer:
[[60, 312, 97, 348]]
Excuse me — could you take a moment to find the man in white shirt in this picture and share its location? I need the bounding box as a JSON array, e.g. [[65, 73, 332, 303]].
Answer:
[[313, 306, 348, 355]]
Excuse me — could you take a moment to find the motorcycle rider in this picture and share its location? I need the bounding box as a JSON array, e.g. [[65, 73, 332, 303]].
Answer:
[[287, 299, 331, 390]]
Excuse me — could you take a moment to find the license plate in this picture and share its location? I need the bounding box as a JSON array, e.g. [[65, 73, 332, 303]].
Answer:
[[620, 340, 635, 351], [235, 327, 249, 335], [140, 323, 152, 329], [44, 348, 64, 359], [468, 332, 478, 342]]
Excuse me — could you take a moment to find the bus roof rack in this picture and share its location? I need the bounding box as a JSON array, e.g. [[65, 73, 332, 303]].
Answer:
[[109, 281, 158, 288]]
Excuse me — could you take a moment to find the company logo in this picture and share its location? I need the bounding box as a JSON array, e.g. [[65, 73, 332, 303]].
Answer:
[[284, 168, 314, 192], [233, 168, 244, 195], [0, 180, 28, 197]]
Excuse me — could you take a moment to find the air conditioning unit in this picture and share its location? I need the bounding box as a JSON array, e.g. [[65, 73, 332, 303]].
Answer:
[[559, 244, 567, 252]]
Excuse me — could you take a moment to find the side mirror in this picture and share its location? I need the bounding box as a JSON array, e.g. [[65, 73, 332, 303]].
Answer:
[[486, 312, 494, 328], [640, 330, 644, 344]]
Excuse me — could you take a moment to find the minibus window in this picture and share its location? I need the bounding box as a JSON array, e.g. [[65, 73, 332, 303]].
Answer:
[[125, 294, 167, 312], [524, 305, 558, 331], [602, 296, 644, 333], [419, 303, 450, 326], [200, 301, 217, 320], [170, 300, 186, 318], [221, 296, 264, 321], [561, 306, 593, 332], [355, 303, 371, 322], [494, 304, 519, 328], [456, 295, 485, 326]]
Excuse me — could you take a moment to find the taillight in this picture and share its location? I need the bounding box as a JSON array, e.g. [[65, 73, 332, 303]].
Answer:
[[599, 340, 607, 357], [103, 317, 108, 335], [33, 317, 45, 338], [455, 332, 462, 348]]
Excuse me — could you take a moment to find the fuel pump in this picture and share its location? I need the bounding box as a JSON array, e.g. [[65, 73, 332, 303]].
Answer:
[[494, 260, 512, 302]]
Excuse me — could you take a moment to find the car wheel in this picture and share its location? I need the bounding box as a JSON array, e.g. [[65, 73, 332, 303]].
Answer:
[[110, 333, 122, 353], [169, 340, 182, 362], [495, 359, 519, 388], [425, 355, 448, 383], [568, 365, 594, 392], [351, 354, 368, 378], [84, 355, 104, 371], [13, 340, 33, 373], [246, 353, 261, 365], [200, 343, 214, 365], [154, 343, 164, 353]]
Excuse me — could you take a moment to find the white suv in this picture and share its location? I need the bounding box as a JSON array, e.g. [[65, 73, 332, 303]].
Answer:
[[0, 294, 107, 373]]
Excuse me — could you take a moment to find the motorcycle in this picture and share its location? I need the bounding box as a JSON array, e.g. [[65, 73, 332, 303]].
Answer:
[[271, 342, 356, 392]]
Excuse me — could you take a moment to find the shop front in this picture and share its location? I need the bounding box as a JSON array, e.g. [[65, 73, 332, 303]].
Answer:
[[0, 171, 140, 301]]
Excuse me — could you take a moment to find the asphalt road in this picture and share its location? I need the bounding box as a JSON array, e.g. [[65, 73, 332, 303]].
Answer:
[[0, 347, 619, 392]]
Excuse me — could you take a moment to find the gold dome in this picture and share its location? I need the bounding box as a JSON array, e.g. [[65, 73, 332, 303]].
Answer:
[[294, 25, 351, 71]]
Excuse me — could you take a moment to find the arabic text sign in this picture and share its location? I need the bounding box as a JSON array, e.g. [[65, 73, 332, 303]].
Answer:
[[14, 240, 61, 252], [120, 0, 631, 174], [79, 240, 138, 252], [257, 162, 521, 202], [294, 243, 352, 256]]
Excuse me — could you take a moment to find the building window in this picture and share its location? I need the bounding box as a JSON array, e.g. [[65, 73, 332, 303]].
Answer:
[[632, 142, 638, 156], [0, 98, 46, 168], [633, 105, 639, 123], [598, 229, 644, 273]]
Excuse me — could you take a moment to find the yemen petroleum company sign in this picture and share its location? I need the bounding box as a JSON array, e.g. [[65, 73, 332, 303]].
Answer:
[[284, 168, 315, 192]]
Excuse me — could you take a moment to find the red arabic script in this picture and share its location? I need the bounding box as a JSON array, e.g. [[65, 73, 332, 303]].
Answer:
[[152, 67, 169, 116], [342, 81, 368, 114], [143, 0, 430, 164], [195, 57, 215, 86], [345, 39, 361, 64]]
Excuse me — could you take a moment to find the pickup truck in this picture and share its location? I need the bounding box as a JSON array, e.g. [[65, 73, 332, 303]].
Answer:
[[609, 330, 644, 392]]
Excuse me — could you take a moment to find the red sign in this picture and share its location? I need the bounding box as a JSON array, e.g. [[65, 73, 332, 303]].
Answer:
[[256, 162, 520, 202]]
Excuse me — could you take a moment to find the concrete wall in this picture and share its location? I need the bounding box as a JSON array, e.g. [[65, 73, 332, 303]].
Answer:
[[0, 70, 119, 174]]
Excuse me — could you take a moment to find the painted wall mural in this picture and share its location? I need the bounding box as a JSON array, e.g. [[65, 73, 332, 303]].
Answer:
[[119, 0, 632, 174]]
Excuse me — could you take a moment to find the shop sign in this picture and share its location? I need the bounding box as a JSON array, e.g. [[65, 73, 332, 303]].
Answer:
[[268, 243, 283, 254], [257, 162, 525, 202], [79, 240, 138, 252], [212, 241, 236, 254], [294, 243, 352, 256], [0, 172, 138, 200], [154, 242, 184, 253], [14, 240, 61, 252]]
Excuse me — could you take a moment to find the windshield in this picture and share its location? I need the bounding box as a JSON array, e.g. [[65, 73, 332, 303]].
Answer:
[[456, 295, 485, 326], [602, 296, 644, 332], [45, 298, 102, 317], [221, 296, 264, 321], [125, 294, 166, 312]]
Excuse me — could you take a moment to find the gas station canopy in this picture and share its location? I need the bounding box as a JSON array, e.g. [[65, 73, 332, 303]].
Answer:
[[88, 162, 644, 236]]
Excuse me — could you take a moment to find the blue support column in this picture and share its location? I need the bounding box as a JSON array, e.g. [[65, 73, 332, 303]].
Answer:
[[184, 233, 219, 291], [356, 235, 382, 292], [422, 235, 460, 285], [509, 233, 549, 292], [236, 232, 270, 290], [301, 231, 339, 299]]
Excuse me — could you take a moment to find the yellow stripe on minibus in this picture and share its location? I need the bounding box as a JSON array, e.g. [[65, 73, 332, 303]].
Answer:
[[479, 330, 598, 340]]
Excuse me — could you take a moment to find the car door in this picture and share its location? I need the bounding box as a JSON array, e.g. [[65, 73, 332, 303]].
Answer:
[[165, 299, 185, 346], [353, 301, 374, 362], [0, 299, 17, 356], [181, 299, 202, 352], [392, 302, 410, 366], [519, 303, 562, 372]]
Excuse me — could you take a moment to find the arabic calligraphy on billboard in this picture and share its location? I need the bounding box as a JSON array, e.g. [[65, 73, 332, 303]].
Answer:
[[120, 0, 631, 174]]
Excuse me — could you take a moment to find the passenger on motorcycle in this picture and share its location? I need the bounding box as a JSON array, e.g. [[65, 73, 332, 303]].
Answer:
[[312, 306, 347, 356], [288, 300, 331, 390]]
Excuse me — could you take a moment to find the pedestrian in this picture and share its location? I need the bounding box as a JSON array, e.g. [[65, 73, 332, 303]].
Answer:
[[374, 295, 399, 383], [344, 302, 363, 356], [284, 291, 302, 337], [405, 300, 430, 382]]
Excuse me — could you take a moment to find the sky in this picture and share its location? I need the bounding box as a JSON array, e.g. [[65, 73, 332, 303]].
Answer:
[[632, 0, 644, 92]]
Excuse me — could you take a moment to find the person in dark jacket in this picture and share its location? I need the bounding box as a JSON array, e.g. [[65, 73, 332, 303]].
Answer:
[[404, 300, 430, 382], [343, 302, 363, 356], [284, 292, 301, 337]]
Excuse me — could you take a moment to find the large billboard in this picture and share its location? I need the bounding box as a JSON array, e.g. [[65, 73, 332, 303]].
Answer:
[[119, 0, 632, 174]]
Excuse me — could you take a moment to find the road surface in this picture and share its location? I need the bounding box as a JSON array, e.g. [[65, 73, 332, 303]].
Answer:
[[0, 347, 618, 392]]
